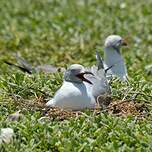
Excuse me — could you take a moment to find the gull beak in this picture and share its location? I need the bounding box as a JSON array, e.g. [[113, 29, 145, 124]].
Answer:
[[121, 38, 128, 46], [76, 71, 94, 84]]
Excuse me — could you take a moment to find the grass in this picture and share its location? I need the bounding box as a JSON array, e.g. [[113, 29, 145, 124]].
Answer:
[[0, 0, 152, 151]]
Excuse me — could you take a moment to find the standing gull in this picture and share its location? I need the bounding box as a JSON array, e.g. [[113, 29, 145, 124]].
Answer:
[[46, 64, 96, 110], [103, 35, 128, 81]]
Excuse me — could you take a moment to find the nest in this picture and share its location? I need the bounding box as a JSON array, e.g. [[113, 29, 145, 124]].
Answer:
[[41, 107, 82, 121], [108, 100, 149, 118], [11, 96, 149, 121], [39, 101, 149, 121]]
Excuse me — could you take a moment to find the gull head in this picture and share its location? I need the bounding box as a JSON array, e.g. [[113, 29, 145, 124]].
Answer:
[[64, 64, 93, 84], [104, 35, 127, 49]]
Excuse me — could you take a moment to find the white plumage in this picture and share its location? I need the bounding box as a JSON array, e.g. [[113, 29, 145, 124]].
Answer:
[[46, 81, 95, 110], [103, 35, 128, 81], [46, 64, 96, 110]]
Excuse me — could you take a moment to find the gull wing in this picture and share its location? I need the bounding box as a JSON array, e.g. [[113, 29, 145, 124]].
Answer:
[[14, 54, 34, 73]]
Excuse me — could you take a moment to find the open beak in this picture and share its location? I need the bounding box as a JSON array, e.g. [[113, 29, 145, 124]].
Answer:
[[121, 38, 128, 46], [76, 71, 94, 84]]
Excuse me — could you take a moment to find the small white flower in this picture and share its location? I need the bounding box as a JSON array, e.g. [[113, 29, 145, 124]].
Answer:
[[0, 128, 14, 144], [120, 3, 126, 9]]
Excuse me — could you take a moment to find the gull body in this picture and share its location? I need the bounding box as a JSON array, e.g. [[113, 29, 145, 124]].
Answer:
[[85, 51, 111, 108], [103, 35, 128, 81], [46, 64, 96, 110], [86, 51, 111, 100], [92, 51, 111, 99], [4, 55, 65, 74]]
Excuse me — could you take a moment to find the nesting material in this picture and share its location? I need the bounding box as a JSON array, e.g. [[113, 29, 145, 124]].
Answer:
[[97, 94, 112, 109], [108, 100, 149, 118], [11, 96, 149, 121], [43, 107, 81, 120]]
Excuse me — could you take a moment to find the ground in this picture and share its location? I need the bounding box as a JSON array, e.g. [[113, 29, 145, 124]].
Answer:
[[0, 0, 152, 151]]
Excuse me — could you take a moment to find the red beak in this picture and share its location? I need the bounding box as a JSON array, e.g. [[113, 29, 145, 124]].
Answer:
[[76, 71, 93, 84]]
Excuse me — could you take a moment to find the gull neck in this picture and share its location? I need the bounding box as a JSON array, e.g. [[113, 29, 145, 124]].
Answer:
[[104, 47, 123, 67]]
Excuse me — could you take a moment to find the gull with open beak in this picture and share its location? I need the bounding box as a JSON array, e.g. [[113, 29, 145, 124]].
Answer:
[[103, 35, 128, 81], [46, 64, 96, 110]]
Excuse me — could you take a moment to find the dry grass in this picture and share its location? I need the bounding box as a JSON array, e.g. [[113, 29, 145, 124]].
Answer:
[[9, 96, 149, 121]]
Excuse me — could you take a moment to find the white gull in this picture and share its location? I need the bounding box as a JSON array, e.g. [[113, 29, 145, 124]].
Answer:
[[103, 35, 128, 81], [46, 64, 96, 110]]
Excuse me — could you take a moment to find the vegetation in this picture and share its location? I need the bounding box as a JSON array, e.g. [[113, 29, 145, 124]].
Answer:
[[0, 0, 152, 151]]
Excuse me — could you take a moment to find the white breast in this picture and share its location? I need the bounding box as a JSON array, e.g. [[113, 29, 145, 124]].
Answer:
[[48, 81, 95, 110]]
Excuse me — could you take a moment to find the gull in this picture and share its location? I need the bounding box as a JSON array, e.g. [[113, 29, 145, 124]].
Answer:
[[4, 54, 65, 74], [46, 52, 112, 110], [103, 35, 128, 81], [46, 64, 96, 110]]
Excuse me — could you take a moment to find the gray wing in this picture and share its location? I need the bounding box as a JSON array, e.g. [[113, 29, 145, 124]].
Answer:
[[96, 50, 104, 70], [85, 51, 111, 100], [15, 54, 34, 73], [4, 60, 33, 74], [91, 66, 111, 100], [6, 54, 65, 74]]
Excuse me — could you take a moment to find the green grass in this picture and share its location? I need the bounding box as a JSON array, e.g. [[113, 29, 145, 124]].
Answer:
[[0, 0, 152, 151]]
